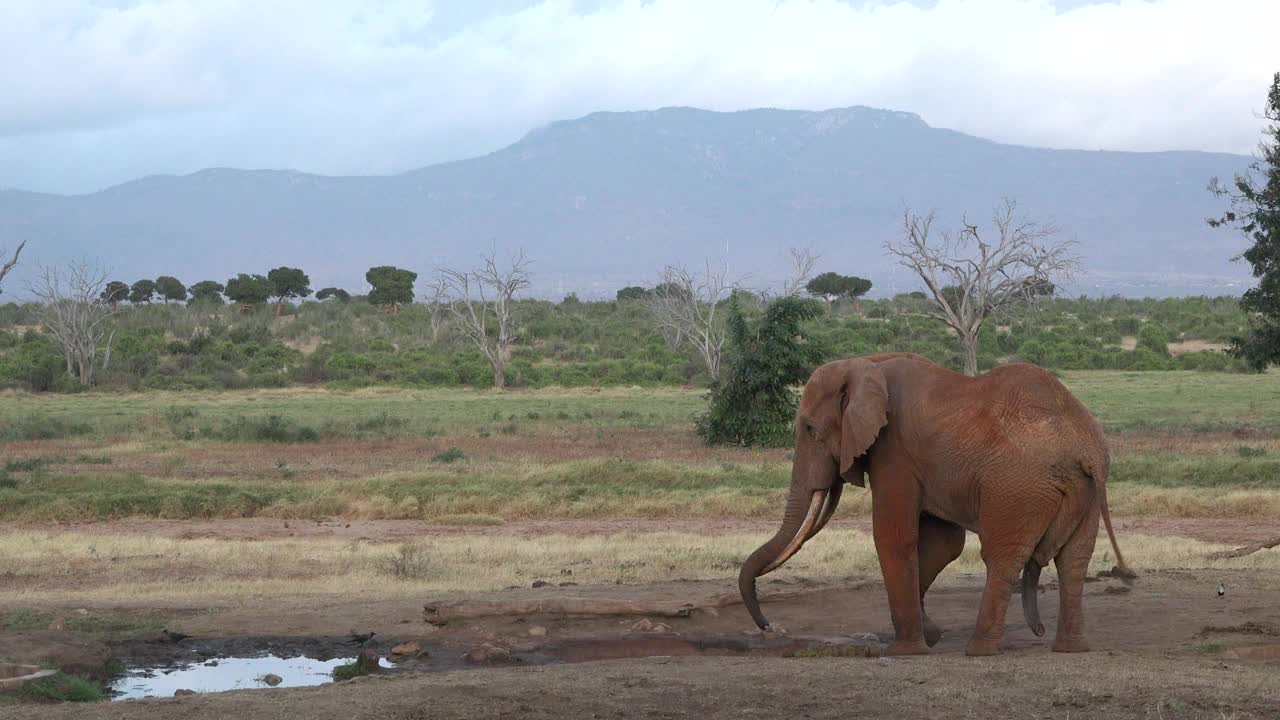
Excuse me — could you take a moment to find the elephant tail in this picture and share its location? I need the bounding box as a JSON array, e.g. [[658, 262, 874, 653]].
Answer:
[[1089, 455, 1136, 584], [1020, 560, 1045, 637]]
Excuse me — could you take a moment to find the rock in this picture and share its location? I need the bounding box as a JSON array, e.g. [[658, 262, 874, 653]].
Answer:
[[261, 673, 283, 687], [527, 626, 547, 638], [390, 642, 421, 656], [463, 643, 512, 664], [174, 689, 196, 697], [531, 580, 550, 588]]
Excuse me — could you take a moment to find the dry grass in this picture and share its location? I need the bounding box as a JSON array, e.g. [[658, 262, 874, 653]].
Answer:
[[0, 529, 1273, 605]]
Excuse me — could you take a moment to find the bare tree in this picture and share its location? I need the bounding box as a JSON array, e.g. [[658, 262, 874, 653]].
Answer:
[[886, 199, 1077, 376], [28, 259, 121, 386], [438, 250, 532, 389], [0, 240, 25, 294], [779, 247, 819, 298], [424, 275, 451, 343], [641, 261, 737, 380]]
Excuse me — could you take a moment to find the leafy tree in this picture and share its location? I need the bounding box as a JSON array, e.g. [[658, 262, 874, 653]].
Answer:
[[695, 295, 825, 447], [188, 280, 225, 305], [155, 276, 187, 304], [128, 279, 157, 304], [1209, 71, 1280, 371], [224, 273, 273, 306], [267, 266, 312, 315], [316, 287, 351, 302], [100, 280, 129, 305], [616, 286, 650, 302], [805, 272, 873, 304], [1137, 322, 1172, 356], [366, 266, 417, 313]]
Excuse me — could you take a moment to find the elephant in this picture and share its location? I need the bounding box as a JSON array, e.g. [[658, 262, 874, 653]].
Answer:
[[739, 352, 1132, 656]]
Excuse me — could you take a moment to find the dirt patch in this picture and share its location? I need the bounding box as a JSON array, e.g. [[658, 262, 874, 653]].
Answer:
[[0, 632, 111, 678], [1168, 339, 1230, 355]]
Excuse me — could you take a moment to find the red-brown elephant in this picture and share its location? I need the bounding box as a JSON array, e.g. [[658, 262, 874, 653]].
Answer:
[[739, 353, 1131, 656]]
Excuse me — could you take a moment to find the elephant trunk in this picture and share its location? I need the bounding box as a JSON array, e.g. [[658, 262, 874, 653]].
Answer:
[[739, 481, 830, 631]]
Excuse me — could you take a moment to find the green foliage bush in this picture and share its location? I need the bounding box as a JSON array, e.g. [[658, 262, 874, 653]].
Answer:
[[0, 293, 1251, 393], [696, 296, 825, 447]]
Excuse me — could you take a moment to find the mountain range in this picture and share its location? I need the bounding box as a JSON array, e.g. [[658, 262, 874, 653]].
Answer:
[[0, 105, 1257, 299]]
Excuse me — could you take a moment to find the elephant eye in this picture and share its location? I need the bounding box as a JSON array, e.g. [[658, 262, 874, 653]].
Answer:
[[805, 423, 819, 440]]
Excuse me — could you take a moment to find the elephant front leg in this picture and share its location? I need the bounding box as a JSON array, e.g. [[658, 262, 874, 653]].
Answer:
[[918, 515, 966, 647], [872, 492, 928, 655]]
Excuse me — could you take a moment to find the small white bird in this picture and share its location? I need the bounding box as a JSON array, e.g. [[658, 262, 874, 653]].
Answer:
[[1217, 581, 1226, 598]]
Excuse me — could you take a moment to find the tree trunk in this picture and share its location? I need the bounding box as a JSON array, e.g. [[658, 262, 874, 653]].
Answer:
[[78, 352, 93, 386], [960, 330, 979, 376], [274, 302, 282, 316], [493, 359, 505, 390]]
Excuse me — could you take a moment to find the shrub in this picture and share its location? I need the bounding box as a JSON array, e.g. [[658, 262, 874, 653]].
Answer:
[[696, 296, 825, 447], [432, 447, 465, 463], [377, 542, 432, 580], [1137, 322, 1172, 356]]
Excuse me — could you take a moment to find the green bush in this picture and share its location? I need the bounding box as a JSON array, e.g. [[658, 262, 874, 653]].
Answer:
[[1137, 322, 1172, 356], [696, 296, 825, 447]]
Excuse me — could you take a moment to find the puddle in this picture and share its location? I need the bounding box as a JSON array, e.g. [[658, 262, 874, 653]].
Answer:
[[110, 654, 394, 700]]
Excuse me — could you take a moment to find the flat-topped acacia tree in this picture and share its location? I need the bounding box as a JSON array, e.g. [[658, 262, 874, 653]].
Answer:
[[366, 266, 416, 314], [267, 267, 311, 316]]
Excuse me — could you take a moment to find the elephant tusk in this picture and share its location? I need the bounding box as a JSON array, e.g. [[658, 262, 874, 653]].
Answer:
[[759, 490, 826, 576], [805, 481, 843, 541]]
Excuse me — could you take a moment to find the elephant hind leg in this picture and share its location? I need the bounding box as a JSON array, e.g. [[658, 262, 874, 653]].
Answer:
[[1052, 497, 1101, 653], [918, 515, 965, 647], [966, 490, 1062, 657]]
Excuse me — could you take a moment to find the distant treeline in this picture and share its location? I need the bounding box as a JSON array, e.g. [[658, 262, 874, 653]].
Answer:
[[0, 293, 1247, 393]]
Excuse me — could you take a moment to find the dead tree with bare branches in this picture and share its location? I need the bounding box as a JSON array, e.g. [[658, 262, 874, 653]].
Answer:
[[0, 240, 25, 294], [438, 250, 532, 389], [641, 262, 737, 381], [886, 199, 1077, 376], [28, 259, 121, 386], [780, 247, 819, 299]]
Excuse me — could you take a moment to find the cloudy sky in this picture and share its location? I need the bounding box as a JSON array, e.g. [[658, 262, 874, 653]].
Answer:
[[2, 0, 1276, 195]]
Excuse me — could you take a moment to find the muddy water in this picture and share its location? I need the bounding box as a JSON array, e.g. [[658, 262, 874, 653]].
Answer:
[[111, 654, 394, 700]]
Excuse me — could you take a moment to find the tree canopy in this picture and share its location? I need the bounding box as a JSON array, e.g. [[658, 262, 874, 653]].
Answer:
[[616, 286, 650, 302], [316, 287, 351, 302], [128, 279, 156, 304], [1210, 71, 1280, 371], [267, 267, 312, 309], [188, 280, 225, 305], [100, 280, 129, 305], [805, 272, 872, 303], [224, 273, 273, 305], [155, 276, 187, 304], [366, 266, 417, 311]]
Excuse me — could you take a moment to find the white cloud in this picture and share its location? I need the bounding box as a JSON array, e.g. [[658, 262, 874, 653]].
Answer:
[[1, 0, 1275, 193]]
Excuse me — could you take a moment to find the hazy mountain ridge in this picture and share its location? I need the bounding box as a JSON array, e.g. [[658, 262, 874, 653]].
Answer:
[[0, 105, 1255, 298]]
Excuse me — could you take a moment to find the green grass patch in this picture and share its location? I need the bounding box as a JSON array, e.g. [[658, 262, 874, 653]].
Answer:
[[431, 447, 465, 463], [1111, 455, 1280, 488], [15, 672, 103, 703]]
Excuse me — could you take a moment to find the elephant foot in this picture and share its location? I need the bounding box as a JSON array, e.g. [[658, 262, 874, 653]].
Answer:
[[964, 637, 1003, 656], [1052, 636, 1090, 653], [885, 638, 931, 656], [923, 617, 943, 648]]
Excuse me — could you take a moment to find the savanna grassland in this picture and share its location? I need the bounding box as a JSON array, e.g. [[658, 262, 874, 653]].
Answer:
[[3, 370, 1280, 718]]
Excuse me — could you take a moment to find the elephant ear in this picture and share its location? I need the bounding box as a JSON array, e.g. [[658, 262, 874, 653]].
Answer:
[[839, 359, 889, 481]]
